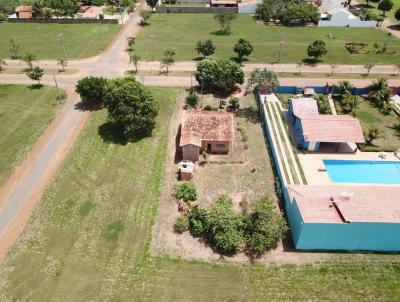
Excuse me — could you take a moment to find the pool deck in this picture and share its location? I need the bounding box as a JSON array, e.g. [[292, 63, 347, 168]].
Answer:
[[297, 150, 400, 186]]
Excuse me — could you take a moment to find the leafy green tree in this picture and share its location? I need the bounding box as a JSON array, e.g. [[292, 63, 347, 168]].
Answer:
[[26, 66, 44, 85], [75, 76, 108, 105], [129, 51, 141, 72], [195, 39, 216, 59], [175, 182, 197, 202], [174, 216, 189, 233], [185, 89, 199, 108], [32, 0, 44, 18], [214, 12, 238, 34], [395, 7, 400, 21], [160, 48, 175, 73], [233, 38, 254, 63], [246, 197, 287, 256], [278, 4, 319, 26], [378, 0, 393, 16], [139, 10, 151, 25], [256, 1, 272, 21], [146, 0, 158, 8], [363, 126, 380, 145], [207, 195, 245, 254], [246, 68, 279, 94], [335, 80, 353, 95], [104, 77, 159, 138], [195, 58, 244, 93], [22, 53, 36, 70], [229, 96, 240, 111], [188, 205, 208, 236], [307, 40, 328, 62]]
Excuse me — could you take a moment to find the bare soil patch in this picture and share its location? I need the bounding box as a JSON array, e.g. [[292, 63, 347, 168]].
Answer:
[[151, 92, 331, 264]]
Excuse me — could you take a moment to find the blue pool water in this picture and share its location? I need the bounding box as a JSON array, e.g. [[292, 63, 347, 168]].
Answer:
[[323, 160, 400, 184]]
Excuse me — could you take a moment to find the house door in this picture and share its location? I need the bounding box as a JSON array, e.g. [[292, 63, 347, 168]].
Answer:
[[207, 143, 211, 152]]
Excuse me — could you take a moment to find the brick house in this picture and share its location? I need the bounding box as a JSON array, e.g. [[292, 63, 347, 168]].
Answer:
[[15, 6, 33, 18], [180, 111, 234, 162]]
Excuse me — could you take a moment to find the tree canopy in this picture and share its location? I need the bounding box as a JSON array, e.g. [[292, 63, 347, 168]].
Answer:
[[195, 58, 244, 93], [214, 12, 238, 34], [233, 38, 254, 63], [103, 77, 159, 138], [246, 68, 279, 94], [378, 0, 393, 16], [307, 40, 328, 61], [75, 76, 108, 105], [195, 39, 216, 58]]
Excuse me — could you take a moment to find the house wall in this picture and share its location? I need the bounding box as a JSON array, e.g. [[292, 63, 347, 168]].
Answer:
[[182, 144, 200, 162], [318, 19, 377, 27], [201, 140, 230, 154]]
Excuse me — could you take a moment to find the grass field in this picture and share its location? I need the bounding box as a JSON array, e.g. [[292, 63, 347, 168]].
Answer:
[[135, 14, 400, 64], [0, 84, 61, 187], [0, 23, 120, 59], [1, 87, 400, 301]]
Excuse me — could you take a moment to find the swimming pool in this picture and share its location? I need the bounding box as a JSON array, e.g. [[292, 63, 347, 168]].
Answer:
[[323, 159, 400, 184]]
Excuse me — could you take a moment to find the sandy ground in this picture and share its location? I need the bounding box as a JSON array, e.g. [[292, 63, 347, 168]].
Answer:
[[151, 93, 331, 265]]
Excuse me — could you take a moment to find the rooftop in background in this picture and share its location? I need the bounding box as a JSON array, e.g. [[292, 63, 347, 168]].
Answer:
[[300, 115, 365, 143], [290, 98, 319, 117], [288, 185, 400, 223], [180, 111, 234, 147], [15, 5, 32, 12]]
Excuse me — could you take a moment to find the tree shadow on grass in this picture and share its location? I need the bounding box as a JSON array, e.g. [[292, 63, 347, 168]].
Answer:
[[192, 56, 204, 61], [28, 84, 43, 90], [235, 106, 260, 124], [301, 58, 319, 65], [209, 30, 229, 36], [98, 122, 128, 145], [388, 24, 400, 31]]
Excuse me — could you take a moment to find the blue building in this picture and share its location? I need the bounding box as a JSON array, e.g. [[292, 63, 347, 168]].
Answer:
[[286, 185, 400, 251], [288, 98, 365, 152]]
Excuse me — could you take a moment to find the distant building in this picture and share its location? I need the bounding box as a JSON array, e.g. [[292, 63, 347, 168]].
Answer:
[[77, 6, 103, 19], [288, 98, 365, 152], [15, 5, 33, 19], [286, 185, 400, 251], [180, 111, 234, 162], [318, 8, 377, 27]]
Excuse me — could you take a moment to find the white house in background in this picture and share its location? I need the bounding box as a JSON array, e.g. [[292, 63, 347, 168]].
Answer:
[[318, 8, 377, 27], [318, 0, 345, 12]]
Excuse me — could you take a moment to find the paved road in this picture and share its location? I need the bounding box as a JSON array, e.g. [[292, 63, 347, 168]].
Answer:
[[0, 7, 143, 260]]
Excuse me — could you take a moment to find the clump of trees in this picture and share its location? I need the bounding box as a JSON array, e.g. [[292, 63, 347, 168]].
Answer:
[[175, 182, 197, 202], [195, 58, 244, 93], [334, 81, 359, 115], [184, 195, 287, 255]]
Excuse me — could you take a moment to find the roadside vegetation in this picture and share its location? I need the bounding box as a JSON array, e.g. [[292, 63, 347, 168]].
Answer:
[[135, 14, 400, 64], [0, 84, 61, 186]]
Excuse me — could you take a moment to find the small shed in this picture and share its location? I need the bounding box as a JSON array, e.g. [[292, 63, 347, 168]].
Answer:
[[180, 111, 234, 162], [15, 6, 33, 19]]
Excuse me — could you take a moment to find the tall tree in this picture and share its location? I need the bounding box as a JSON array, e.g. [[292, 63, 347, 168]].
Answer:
[[378, 0, 393, 16], [307, 40, 328, 62], [103, 77, 159, 138], [195, 39, 216, 59], [246, 68, 279, 94], [160, 48, 175, 73]]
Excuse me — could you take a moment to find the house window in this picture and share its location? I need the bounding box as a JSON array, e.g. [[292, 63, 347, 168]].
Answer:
[[216, 143, 225, 149]]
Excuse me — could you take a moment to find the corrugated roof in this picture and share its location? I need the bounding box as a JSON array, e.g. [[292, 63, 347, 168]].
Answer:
[[290, 98, 319, 117], [180, 111, 234, 147], [300, 115, 365, 143], [288, 185, 400, 223]]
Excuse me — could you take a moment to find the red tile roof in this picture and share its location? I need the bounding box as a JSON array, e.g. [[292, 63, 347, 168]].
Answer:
[[15, 5, 32, 12], [288, 185, 400, 223], [180, 111, 234, 147], [300, 115, 365, 143], [290, 98, 319, 117]]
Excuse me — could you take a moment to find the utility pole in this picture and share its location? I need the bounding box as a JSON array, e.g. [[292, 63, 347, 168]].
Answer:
[[58, 33, 67, 61], [277, 34, 284, 63], [150, 34, 154, 62], [52, 70, 62, 104]]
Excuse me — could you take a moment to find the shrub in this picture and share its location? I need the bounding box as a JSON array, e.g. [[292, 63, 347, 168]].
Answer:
[[186, 90, 199, 108], [175, 182, 197, 202], [229, 97, 240, 111], [175, 216, 189, 233], [246, 68, 279, 94], [195, 39, 216, 58], [189, 205, 208, 236], [207, 195, 246, 253], [314, 94, 331, 114], [246, 197, 288, 256], [363, 126, 380, 145]]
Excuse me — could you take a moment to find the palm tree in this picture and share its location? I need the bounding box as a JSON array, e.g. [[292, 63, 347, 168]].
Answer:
[[0, 57, 7, 72], [129, 52, 141, 73], [364, 63, 375, 76], [394, 61, 400, 77], [57, 58, 67, 72], [368, 78, 392, 108], [22, 53, 36, 70], [330, 64, 337, 76], [296, 62, 304, 75]]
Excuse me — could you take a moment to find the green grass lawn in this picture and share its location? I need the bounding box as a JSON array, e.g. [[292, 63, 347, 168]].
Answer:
[[335, 97, 400, 151], [0, 23, 120, 59], [1, 87, 400, 301], [135, 14, 400, 64], [0, 84, 61, 186]]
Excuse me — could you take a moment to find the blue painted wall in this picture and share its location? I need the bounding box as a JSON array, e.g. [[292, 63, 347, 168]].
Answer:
[[277, 85, 372, 96]]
